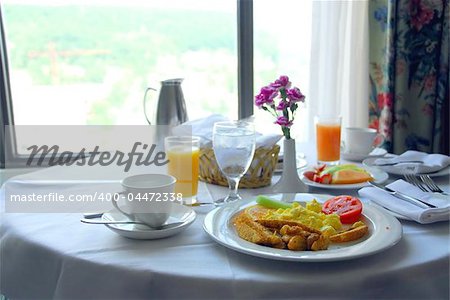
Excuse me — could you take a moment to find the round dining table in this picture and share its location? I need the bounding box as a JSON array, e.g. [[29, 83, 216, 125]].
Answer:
[[1, 144, 449, 299]]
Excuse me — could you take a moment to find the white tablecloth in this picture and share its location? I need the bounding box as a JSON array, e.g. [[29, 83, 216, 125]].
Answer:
[[1, 144, 449, 299]]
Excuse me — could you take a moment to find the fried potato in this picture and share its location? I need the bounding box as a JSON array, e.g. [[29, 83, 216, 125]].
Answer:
[[256, 219, 322, 234], [273, 241, 287, 249], [282, 226, 330, 251], [310, 235, 330, 251], [329, 224, 369, 243], [306, 233, 320, 249], [287, 235, 307, 251]]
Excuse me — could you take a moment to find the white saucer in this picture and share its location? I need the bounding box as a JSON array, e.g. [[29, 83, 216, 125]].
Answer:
[[341, 148, 387, 162], [102, 204, 196, 240]]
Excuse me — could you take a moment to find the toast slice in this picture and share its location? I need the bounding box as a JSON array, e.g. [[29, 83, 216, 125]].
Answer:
[[232, 211, 283, 247]]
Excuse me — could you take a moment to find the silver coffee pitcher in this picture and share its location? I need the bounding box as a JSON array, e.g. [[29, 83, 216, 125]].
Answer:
[[144, 78, 188, 126]]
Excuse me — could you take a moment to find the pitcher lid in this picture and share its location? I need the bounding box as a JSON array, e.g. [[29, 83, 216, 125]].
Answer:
[[161, 78, 183, 85]]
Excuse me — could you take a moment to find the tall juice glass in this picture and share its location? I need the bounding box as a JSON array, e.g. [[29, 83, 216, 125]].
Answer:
[[165, 136, 200, 204], [315, 115, 341, 165]]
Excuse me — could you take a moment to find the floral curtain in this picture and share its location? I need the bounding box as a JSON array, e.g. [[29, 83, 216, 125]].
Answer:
[[369, 0, 449, 154]]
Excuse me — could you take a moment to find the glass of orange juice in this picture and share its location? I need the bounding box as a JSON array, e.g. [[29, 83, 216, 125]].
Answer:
[[164, 136, 200, 204], [315, 115, 342, 165]]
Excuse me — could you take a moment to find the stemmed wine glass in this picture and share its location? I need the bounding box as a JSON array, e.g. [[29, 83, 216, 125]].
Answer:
[[212, 121, 256, 205]]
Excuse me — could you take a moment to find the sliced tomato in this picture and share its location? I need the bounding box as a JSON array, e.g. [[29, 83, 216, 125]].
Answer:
[[313, 174, 321, 182], [319, 173, 332, 184], [322, 195, 363, 224], [303, 171, 315, 181], [315, 164, 327, 173], [305, 165, 333, 184]]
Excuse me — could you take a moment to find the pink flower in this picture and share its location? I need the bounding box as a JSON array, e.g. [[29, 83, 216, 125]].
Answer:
[[369, 118, 379, 131], [409, 0, 434, 31], [424, 75, 435, 91], [276, 101, 290, 111], [270, 75, 291, 89], [274, 116, 293, 127], [286, 87, 305, 102], [377, 93, 394, 109], [255, 94, 267, 107], [396, 59, 406, 75], [254, 75, 305, 139], [380, 109, 392, 139], [422, 103, 434, 116], [255, 86, 277, 107]]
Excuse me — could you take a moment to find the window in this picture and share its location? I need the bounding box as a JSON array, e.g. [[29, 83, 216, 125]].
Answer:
[[1, 0, 312, 166], [1, 0, 238, 125]]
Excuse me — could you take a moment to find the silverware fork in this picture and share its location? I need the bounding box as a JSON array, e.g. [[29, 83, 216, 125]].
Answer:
[[419, 175, 449, 195], [403, 173, 428, 192]]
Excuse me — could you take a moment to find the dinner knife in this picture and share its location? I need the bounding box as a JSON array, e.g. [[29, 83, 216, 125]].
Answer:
[[368, 182, 437, 209], [374, 160, 423, 166]]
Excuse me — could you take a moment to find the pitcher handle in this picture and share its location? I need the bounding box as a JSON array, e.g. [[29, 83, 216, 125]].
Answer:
[[143, 87, 157, 125]]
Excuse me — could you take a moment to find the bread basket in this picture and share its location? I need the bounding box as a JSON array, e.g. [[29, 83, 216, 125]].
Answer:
[[198, 144, 280, 188]]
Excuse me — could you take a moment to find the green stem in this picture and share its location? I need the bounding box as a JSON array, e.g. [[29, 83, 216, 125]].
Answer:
[[282, 126, 291, 139]]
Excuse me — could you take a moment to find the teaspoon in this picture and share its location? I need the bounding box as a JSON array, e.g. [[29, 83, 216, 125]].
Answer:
[[80, 218, 184, 230]]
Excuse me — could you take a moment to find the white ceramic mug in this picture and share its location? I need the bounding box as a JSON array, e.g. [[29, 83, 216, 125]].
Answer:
[[112, 174, 177, 228], [344, 127, 384, 155]]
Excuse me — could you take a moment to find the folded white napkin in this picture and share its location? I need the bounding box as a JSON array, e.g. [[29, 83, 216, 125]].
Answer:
[[172, 114, 282, 148], [373, 150, 450, 174], [255, 134, 283, 149], [358, 179, 450, 224], [172, 114, 228, 146]]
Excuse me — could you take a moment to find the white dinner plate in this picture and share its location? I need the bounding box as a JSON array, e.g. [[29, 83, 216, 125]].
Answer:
[[300, 167, 388, 189], [341, 148, 387, 162], [203, 193, 402, 262], [363, 157, 450, 177], [103, 204, 196, 240]]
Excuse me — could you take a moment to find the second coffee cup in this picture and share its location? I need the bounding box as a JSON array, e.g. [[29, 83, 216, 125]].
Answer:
[[344, 127, 384, 155]]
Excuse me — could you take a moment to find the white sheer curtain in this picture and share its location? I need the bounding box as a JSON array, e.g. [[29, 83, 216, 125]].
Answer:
[[307, 0, 369, 140]]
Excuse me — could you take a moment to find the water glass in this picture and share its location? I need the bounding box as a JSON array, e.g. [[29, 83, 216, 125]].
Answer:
[[213, 121, 255, 205]]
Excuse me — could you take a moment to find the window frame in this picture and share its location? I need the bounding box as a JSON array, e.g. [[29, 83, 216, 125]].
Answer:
[[0, 1, 254, 168], [1, 5, 15, 168]]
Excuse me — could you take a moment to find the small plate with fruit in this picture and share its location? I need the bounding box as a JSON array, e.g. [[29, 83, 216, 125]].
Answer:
[[301, 164, 388, 189]]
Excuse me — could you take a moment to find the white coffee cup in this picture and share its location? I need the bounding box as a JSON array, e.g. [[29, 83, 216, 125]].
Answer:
[[344, 127, 384, 155], [112, 174, 177, 228]]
